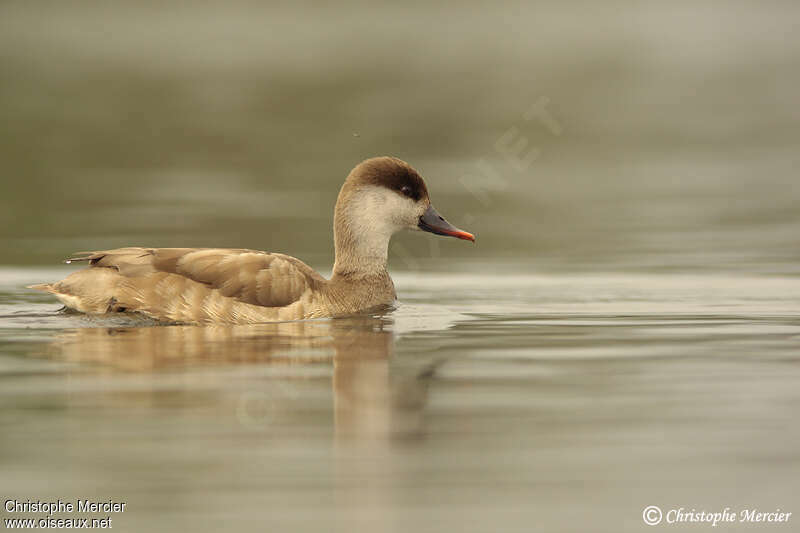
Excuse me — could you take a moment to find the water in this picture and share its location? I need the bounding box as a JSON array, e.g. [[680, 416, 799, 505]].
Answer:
[[2, 266, 799, 531], [2, 0, 800, 530]]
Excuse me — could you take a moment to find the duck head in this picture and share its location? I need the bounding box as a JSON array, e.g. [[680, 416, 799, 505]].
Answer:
[[332, 157, 475, 276]]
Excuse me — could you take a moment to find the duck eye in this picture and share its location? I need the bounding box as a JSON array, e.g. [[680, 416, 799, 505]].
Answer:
[[400, 185, 413, 197]]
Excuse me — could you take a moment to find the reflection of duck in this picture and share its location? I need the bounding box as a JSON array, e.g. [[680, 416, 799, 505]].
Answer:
[[42, 316, 432, 439], [29, 157, 474, 324], [46, 317, 392, 371]]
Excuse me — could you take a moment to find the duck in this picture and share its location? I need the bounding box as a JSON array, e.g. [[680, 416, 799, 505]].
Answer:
[[28, 156, 475, 324]]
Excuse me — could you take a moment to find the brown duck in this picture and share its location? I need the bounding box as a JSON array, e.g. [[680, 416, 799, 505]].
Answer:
[[29, 157, 475, 324]]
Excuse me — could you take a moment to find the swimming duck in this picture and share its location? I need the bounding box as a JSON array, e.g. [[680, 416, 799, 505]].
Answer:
[[29, 157, 475, 323]]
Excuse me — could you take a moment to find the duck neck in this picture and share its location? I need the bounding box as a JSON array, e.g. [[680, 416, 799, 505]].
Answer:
[[331, 204, 393, 280]]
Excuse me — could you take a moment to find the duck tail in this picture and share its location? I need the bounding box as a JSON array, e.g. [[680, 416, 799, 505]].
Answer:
[[27, 283, 55, 292]]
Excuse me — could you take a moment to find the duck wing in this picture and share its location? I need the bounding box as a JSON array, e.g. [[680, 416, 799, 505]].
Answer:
[[66, 247, 325, 309]]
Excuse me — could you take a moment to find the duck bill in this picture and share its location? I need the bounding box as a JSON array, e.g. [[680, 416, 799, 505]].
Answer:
[[418, 205, 475, 242]]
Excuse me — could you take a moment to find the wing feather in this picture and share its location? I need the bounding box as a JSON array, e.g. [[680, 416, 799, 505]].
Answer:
[[69, 247, 323, 309]]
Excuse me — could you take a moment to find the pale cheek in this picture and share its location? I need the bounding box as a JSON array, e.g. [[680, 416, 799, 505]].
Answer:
[[383, 196, 413, 227], [357, 187, 420, 231], [406, 204, 425, 228]]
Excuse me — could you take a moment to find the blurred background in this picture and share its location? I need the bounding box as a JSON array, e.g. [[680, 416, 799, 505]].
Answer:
[[2, 0, 798, 274], [3, 3, 800, 532]]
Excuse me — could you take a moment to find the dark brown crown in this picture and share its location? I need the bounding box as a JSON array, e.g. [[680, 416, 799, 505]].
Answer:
[[350, 156, 429, 202]]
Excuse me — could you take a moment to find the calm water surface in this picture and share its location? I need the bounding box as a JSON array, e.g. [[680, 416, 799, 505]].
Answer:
[[1, 265, 799, 532], [2, 0, 800, 530]]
